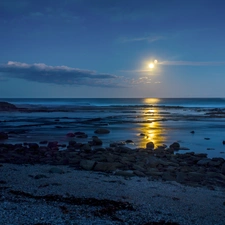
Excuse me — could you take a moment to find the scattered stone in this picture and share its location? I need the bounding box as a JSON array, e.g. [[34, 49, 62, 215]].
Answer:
[[140, 133, 146, 136], [207, 148, 215, 150], [47, 141, 58, 148], [179, 147, 190, 150], [204, 138, 210, 140], [94, 128, 110, 134]]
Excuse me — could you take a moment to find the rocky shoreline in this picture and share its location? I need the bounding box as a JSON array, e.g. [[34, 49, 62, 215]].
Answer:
[[0, 134, 225, 188]]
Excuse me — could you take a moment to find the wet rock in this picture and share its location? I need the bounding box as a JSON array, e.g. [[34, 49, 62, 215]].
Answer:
[[190, 131, 195, 134], [176, 172, 186, 183], [80, 144, 92, 152], [223, 141, 225, 145], [28, 143, 39, 149], [204, 138, 210, 140], [146, 142, 154, 150], [80, 160, 96, 170], [197, 158, 211, 166], [0, 132, 8, 140], [140, 133, 146, 136], [207, 148, 215, 150], [169, 142, 180, 150], [67, 133, 75, 137], [91, 136, 103, 145], [145, 156, 163, 167], [75, 132, 88, 138], [94, 128, 110, 134]]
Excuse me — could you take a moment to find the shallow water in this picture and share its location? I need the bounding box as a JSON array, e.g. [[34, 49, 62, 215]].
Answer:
[[1, 98, 225, 158]]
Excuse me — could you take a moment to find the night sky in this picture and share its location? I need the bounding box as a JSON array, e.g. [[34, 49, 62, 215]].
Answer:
[[1, 0, 225, 98]]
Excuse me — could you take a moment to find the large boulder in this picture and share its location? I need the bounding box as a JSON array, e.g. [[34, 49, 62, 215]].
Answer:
[[146, 141, 154, 149], [0, 132, 8, 140]]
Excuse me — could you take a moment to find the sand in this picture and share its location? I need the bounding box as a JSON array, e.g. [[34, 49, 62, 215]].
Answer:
[[1, 163, 225, 225]]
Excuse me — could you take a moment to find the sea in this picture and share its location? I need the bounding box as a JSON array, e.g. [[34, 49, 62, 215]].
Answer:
[[1, 98, 225, 159]]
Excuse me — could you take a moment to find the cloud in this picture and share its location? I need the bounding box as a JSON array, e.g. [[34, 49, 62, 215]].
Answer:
[[0, 61, 121, 87], [121, 36, 165, 43], [158, 61, 225, 66]]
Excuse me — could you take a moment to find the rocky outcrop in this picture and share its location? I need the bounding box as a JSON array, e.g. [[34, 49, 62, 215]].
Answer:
[[0, 102, 17, 111]]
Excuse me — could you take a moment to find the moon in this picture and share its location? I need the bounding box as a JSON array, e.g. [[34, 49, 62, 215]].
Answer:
[[149, 63, 154, 68]]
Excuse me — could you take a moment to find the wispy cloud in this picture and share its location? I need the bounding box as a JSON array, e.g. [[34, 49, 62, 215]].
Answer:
[[121, 36, 165, 43], [0, 61, 121, 87], [158, 61, 225, 66]]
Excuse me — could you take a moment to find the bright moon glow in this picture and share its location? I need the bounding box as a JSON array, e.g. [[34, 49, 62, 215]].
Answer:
[[149, 63, 154, 68]]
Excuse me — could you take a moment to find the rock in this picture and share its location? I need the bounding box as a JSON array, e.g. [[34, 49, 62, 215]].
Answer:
[[67, 133, 75, 137], [190, 131, 195, 134], [221, 163, 225, 175], [47, 142, 58, 148], [145, 156, 162, 167], [0, 132, 8, 140], [0, 102, 17, 111], [80, 160, 96, 170], [94, 128, 110, 134], [80, 144, 92, 152], [146, 142, 154, 150], [28, 143, 39, 149], [75, 132, 88, 138], [169, 142, 180, 150], [197, 158, 211, 166], [188, 172, 205, 182], [133, 170, 146, 177], [92, 136, 103, 145], [223, 141, 225, 145], [140, 133, 146, 136], [207, 148, 215, 150], [204, 138, 210, 140], [48, 167, 64, 174]]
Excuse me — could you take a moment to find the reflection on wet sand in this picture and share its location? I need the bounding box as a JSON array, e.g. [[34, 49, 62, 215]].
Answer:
[[138, 107, 168, 148]]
